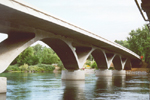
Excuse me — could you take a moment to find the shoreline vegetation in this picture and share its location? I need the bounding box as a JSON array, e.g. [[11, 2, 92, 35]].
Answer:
[[5, 60, 100, 73]]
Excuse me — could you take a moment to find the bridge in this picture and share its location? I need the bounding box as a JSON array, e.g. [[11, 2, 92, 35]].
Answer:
[[0, 0, 142, 93]]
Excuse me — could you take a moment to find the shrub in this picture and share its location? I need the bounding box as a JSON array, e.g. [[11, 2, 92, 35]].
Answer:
[[19, 64, 29, 71], [85, 60, 92, 66], [109, 67, 115, 70], [6, 64, 20, 72], [91, 61, 98, 69]]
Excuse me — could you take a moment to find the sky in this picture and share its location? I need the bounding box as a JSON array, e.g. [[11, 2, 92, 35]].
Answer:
[[0, 0, 147, 43]]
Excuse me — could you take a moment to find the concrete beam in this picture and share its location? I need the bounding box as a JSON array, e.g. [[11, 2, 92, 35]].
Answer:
[[76, 47, 94, 69]]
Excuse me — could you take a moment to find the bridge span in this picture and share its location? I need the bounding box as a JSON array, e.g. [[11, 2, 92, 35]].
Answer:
[[0, 0, 141, 83]]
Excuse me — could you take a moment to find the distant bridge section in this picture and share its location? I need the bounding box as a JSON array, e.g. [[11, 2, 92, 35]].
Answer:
[[0, 0, 141, 76]]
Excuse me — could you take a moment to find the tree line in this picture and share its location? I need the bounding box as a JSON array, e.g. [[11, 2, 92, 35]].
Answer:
[[115, 25, 150, 67], [11, 44, 61, 66]]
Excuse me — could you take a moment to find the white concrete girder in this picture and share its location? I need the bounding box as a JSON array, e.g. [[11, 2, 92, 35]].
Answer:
[[76, 47, 95, 69], [121, 58, 128, 70], [105, 52, 116, 69]]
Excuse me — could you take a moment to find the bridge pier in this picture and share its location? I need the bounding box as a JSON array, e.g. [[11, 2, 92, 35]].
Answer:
[[112, 70, 126, 76], [95, 69, 112, 76], [0, 94, 6, 100], [0, 77, 7, 93], [61, 70, 85, 80]]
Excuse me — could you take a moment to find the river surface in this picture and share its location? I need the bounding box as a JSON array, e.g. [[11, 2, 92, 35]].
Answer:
[[0, 72, 149, 100]]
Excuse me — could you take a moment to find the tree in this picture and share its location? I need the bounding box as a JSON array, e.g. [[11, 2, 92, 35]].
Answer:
[[115, 40, 129, 49], [115, 25, 150, 66], [13, 47, 40, 65], [127, 25, 149, 59], [40, 47, 60, 64]]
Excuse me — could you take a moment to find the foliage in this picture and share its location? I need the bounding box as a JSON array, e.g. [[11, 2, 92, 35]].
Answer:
[[15, 47, 35, 65], [127, 25, 149, 57], [57, 61, 65, 70], [91, 61, 98, 69], [85, 60, 92, 66], [12, 44, 60, 66], [5, 64, 20, 72], [115, 25, 150, 66], [115, 40, 129, 49], [19, 64, 29, 71], [40, 47, 60, 64], [11, 63, 55, 72], [109, 67, 115, 70]]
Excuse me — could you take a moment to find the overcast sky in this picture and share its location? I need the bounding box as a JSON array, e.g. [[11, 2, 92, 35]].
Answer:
[[0, 0, 147, 43]]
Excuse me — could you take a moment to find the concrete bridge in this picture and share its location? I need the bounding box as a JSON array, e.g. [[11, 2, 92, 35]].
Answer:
[[0, 0, 141, 93]]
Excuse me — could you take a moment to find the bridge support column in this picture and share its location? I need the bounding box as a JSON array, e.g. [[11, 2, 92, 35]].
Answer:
[[112, 70, 126, 76], [0, 77, 7, 93], [95, 69, 112, 76], [61, 70, 85, 80], [0, 94, 6, 100]]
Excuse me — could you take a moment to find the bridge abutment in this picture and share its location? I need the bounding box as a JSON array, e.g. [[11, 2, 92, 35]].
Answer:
[[0, 77, 7, 93], [61, 70, 85, 80], [95, 69, 112, 76]]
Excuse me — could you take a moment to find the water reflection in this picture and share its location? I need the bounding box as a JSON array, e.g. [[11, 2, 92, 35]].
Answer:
[[113, 75, 126, 87], [61, 81, 85, 100], [0, 94, 6, 100], [0, 72, 149, 100], [95, 77, 113, 93], [93, 75, 126, 99]]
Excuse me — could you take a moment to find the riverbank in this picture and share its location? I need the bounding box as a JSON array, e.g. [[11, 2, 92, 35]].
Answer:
[[5, 64, 56, 73], [126, 68, 150, 75], [5, 64, 150, 76]]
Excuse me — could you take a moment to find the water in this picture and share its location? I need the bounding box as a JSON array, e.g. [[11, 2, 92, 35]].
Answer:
[[0, 72, 149, 100]]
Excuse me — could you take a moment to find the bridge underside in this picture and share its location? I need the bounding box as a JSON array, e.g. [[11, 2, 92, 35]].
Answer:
[[0, 29, 136, 73]]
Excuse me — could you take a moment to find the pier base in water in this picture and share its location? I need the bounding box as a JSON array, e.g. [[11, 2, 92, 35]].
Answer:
[[0, 94, 6, 100], [0, 77, 7, 93], [112, 70, 126, 76], [61, 70, 85, 80], [95, 69, 112, 76]]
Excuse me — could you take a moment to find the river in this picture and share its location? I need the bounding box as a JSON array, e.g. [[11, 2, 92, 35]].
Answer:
[[0, 72, 149, 100]]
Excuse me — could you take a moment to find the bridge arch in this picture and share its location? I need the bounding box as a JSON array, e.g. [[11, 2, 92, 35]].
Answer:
[[124, 59, 132, 70], [42, 38, 79, 70], [92, 49, 108, 69], [112, 55, 122, 70]]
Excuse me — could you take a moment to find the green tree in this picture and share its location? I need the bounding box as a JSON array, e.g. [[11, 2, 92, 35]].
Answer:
[[41, 47, 60, 64], [115, 40, 129, 49], [16, 47, 38, 65], [115, 25, 150, 66], [127, 25, 149, 58]]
